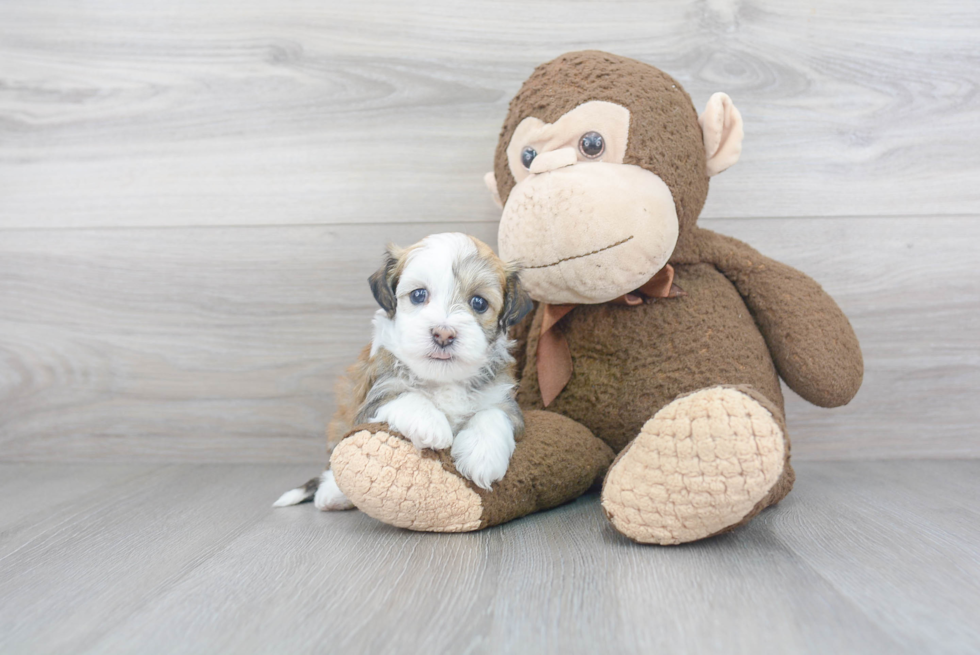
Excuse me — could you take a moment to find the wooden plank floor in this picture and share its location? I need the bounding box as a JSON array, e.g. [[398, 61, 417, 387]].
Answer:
[[1, 460, 977, 654]]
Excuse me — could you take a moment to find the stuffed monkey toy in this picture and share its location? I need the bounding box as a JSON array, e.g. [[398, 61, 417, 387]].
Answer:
[[329, 51, 863, 544]]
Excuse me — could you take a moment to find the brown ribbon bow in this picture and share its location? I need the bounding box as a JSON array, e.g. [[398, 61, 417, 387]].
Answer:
[[537, 264, 685, 407]]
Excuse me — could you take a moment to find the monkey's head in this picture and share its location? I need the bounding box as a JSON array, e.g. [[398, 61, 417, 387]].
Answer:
[[486, 51, 744, 304]]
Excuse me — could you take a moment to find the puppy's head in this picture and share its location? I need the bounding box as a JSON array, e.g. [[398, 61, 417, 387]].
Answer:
[[369, 233, 533, 382]]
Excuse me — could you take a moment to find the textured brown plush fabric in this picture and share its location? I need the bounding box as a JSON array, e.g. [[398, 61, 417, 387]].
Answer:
[[690, 228, 864, 407], [536, 264, 684, 407], [493, 50, 711, 259], [331, 411, 615, 531], [516, 263, 785, 453], [475, 410, 614, 528]]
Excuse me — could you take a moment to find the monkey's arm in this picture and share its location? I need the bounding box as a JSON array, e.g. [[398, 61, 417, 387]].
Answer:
[[699, 229, 863, 408]]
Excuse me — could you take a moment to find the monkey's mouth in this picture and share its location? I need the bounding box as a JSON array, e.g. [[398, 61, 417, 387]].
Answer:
[[524, 235, 634, 270]]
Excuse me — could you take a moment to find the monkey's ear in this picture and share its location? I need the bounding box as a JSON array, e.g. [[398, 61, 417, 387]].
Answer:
[[699, 92, 744, 177], [500, 269, 534, 329], [368, 248, 400, 318], [484, 172, 504, 209]]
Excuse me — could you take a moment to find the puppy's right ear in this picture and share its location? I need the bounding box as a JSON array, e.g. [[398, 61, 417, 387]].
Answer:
[[500, 268, 534, 330], [368, 248, 400, 318]]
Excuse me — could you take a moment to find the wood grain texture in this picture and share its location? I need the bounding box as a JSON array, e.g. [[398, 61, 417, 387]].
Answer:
[[0, 461, 977, 654], [2, 217, 977, 462], [0, 463, 159, 560], [1, 0, 979, 229]]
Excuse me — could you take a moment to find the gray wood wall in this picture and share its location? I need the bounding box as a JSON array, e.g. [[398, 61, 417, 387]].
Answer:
[[1, 0, 978, 463]]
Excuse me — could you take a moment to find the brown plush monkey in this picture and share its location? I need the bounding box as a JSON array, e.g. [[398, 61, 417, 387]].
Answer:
[[330, 51, 863, 544]]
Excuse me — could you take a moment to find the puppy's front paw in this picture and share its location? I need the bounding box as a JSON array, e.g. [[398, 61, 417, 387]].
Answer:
[[373, 394, 454, 451], [451, 409, 516, 491], [408, 417, 454, 451]]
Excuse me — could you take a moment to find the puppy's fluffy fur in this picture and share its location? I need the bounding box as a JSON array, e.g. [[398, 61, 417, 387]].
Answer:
[[275, 233, 533, 510]]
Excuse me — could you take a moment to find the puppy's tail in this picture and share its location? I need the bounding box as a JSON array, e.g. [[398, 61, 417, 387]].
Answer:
[[272, 472, 324, 508]]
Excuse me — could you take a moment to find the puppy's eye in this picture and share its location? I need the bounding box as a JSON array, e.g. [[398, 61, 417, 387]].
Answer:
[[521, 147, 537, 169], [470, 296, 489, 313], [409, 289, 427, 305], [579, 131, 604, 158]]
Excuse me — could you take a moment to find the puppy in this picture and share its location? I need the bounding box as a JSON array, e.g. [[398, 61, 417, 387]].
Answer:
[[274, 232, 533, 511]]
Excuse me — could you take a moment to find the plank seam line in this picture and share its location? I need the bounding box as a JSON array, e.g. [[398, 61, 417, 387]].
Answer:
[[0, 214, 978, 233]]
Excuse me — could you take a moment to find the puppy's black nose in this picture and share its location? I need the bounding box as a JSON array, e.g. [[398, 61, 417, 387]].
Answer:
[[431, 327, 456, 347]]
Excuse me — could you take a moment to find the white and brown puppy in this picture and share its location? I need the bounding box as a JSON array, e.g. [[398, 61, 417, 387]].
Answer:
[[274, 232, 533, 511]]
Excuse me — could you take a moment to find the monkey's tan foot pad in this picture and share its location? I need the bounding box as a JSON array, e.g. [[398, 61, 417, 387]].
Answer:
[[331, 412, 616, 533], [601, 386, 788, 545], [331, 427, 483, 532]]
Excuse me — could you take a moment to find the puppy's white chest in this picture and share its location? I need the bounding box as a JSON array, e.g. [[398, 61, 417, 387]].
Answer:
[[429, 384, 477, 431]]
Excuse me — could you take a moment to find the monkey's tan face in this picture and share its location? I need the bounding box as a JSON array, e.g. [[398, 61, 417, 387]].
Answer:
[[496, 101, 679, 304]]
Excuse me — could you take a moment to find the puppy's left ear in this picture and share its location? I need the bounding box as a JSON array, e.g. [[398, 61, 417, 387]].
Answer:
[[500, 269, 534, 329], [368, 247, 401, 318]]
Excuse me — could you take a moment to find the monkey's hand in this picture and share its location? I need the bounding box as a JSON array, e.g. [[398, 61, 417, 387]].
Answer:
[[701, 228, 863, 408], [371, 393, 454, 451]]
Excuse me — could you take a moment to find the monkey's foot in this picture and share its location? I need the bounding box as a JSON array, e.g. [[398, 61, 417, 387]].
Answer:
[[331, 412, 615, 533], [331, 425, 483, 532], [601, 385, 793, 545]]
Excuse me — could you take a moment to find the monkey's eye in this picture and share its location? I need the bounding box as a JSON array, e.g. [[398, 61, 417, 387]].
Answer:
[[520, 147, 537, 169], [410, 289, 427, 305], [579, 131, 605, 158], [470, 296, 489, 313]]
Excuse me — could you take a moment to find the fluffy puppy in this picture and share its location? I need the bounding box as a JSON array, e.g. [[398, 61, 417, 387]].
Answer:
[[275, 232, 533, 511]]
